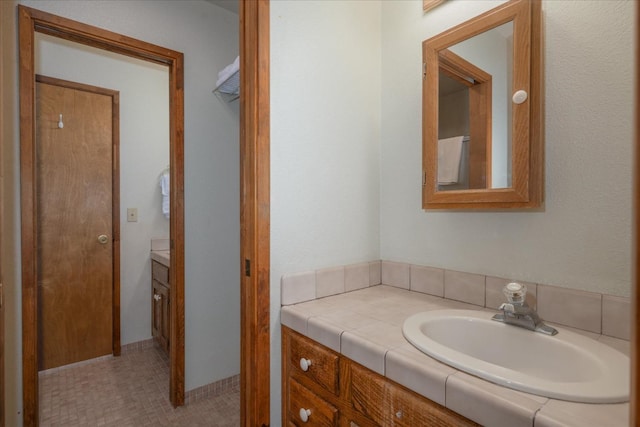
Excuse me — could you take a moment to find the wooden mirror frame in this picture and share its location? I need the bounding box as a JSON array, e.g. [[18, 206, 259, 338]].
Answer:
[[422, 0, 542, 209], [18, 5, 185, 425], [424, 0, 445, 13]]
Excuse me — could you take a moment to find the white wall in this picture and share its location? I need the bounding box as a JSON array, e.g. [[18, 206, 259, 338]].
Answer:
[[35, 33, 170, 345], [380, 0, 633, 298], [271, 0, 634, 424], [270, 0, 382, 422], [2, 1, 240, 424]]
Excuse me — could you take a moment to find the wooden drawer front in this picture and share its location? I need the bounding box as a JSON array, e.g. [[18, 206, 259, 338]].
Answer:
[[350, 362, 478, 427], [289, 379, 338, 427], [349, 362, 389, 424], [152, 260, 169, 287], [389, 384, 479, 427], [289, 332, 339, 394]]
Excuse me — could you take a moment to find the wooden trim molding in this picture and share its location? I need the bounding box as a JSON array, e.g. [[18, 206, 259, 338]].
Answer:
[[424, 0, 445, 13], [632, 1, 639, 423], [18, 6, 185, 425], [240, 0, 271, 425]]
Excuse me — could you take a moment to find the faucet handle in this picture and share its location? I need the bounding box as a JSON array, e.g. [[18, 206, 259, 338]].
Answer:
[[503, 282, 527, 304], [499, 302, 515, 312]]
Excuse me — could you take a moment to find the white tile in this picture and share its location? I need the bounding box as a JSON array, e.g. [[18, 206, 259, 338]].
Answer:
[[315, 310, 374, 331], [410, 265, 444, 297], [534, 399, 629, 427], [281, 271, 316, 305], [341, 331, 388, 375], [446, 372, 547, 427], [280, 306, 310, 335], [602, 295, 630, 340], [537, 285, 601, 333], [444, 270, 485, 306], [385, 344, 455, 406], [345, 262, 370, 292], [349, 322, 406, 349], [307, 317, 343, 352], [150, 238, 170, 251], [316, 266, 345, 298], [381, 261, 410, 289]]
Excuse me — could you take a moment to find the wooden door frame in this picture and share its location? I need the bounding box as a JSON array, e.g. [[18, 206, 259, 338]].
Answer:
[[34, 73, 122, 362], [239, 0, 271, 425], [632, 1, 639, 422], [18, 6, 185, 425]]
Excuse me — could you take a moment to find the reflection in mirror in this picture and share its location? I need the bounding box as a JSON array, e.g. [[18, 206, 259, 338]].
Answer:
[[437, 21, 513, 191], [423, 0, 541, 209]]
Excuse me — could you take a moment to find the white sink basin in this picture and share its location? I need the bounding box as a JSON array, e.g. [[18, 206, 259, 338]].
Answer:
[[402, 309, 629, 403]]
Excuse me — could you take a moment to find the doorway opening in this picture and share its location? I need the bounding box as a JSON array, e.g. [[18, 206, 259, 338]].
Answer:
[[19, 6, 185, 425]]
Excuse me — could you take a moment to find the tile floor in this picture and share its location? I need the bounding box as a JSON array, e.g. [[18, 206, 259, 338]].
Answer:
[[39, 343, 240, 426]]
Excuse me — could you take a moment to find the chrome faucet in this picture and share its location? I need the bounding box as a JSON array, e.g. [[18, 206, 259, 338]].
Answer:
[[491, 282, 557, 336]]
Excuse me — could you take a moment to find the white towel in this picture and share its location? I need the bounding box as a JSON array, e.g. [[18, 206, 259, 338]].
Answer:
[[437, 136, 464, 185], [216, 55, 240, 88], [160, 172, 170, 219]]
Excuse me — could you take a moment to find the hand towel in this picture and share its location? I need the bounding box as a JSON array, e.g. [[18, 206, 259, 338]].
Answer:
[[216, 55, 240, 88], [160, 172, 170, 219], [437, 136, 464, 185]]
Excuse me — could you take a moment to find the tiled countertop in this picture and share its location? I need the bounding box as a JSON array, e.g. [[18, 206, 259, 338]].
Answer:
[[280, 285, 629, 427], [150, 238, 170, 267], [150, 250, 170, 267]]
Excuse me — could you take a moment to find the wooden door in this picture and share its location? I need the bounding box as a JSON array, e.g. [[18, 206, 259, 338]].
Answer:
[[36, 77, 116, 371]]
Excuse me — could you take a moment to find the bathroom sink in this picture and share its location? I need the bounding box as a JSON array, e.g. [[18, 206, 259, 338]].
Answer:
[[402, 309, 629, 403]]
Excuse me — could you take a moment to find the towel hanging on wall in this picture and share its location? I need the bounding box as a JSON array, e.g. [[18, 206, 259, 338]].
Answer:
[[159, 168, 170, 219], [437, 136, 465, 185]]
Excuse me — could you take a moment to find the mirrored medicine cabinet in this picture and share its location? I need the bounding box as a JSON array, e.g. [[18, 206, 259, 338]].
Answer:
[[422, 0, 542, 209]]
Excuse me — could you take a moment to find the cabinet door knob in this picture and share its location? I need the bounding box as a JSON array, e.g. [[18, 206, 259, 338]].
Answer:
[[299, 408, 311, 422], [299, 358, 312, 372], [154, 294, 161, 301], [395, 410, 403, 419]]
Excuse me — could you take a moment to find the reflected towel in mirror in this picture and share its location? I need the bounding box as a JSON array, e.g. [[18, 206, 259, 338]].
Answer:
[[437, 136, 465, 185]]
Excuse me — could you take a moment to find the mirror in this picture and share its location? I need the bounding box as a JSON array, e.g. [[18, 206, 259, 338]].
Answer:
[[423, 0, 542, 209]]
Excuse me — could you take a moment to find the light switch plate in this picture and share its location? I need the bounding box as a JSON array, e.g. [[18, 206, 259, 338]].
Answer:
[[127, 208, 138, 222]]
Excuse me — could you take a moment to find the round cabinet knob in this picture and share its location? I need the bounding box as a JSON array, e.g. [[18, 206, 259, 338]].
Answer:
[[512, 89, 528, 104], [154, 294, 161, 301], [299, 358, 312, 372], [299, 408, 311, 422], [97, 234, 109, 244], [396, 410, 403, 419]]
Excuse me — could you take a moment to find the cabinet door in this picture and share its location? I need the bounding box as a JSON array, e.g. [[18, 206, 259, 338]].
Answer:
[[152, 281, 163, 340], [152, 281, 169, 353], [160, 283, 170, 353]]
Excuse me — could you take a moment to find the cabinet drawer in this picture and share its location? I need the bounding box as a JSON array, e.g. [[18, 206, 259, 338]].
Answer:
[[289, 331, 339, 395], [289, 379, 338, 427], [152, 260, 169, 287], [389, 383, 478, 427], [350, 361, 478, 427], [349, 362, 388, 424]]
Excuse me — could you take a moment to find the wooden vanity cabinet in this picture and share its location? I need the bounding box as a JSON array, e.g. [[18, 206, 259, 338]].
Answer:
[[151, 260, 170, 355], [282, 326, 478, 426]]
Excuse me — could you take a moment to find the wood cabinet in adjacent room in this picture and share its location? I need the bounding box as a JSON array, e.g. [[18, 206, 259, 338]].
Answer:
[[282, 326, 478, 426], [151, 260, 170, 355]]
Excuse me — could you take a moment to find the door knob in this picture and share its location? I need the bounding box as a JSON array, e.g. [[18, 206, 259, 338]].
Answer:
[[98, 234, 109, 244]]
